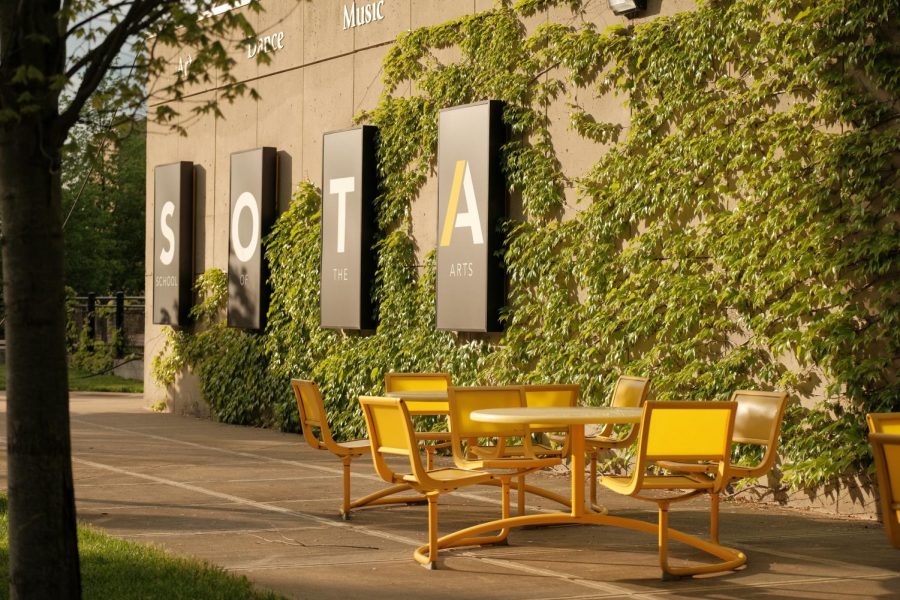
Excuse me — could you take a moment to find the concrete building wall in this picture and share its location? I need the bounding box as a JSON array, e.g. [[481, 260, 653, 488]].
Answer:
[[145, 0, 680, 408]]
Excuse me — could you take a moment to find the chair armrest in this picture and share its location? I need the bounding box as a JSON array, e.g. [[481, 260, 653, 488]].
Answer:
[[869, 432, 900, 444]]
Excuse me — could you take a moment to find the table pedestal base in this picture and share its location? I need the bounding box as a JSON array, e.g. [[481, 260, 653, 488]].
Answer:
[[417, 511, 746, 579]]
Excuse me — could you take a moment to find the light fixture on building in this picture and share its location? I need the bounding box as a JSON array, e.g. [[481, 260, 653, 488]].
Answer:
[[608, 0, 646, 18]]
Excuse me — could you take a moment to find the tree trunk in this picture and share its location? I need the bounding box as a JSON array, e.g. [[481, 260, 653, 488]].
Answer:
[[0, 115, 81, 596]]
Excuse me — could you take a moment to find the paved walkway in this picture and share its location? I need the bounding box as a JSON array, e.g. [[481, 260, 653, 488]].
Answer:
[[1, 392, 897, 599]]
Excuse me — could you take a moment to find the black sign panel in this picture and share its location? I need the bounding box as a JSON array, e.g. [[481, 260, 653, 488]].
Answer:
[[320, 126, 378, 329], [228, 147, 276, 330], [153, 161, 194, 326], [436, 100, 506, 331]]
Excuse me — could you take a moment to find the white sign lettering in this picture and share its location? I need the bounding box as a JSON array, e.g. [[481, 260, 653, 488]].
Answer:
[[155, 275, 178, 287], [329, 177, 355, 254], [231, 191, 260, 263], [449, 262, 474, 277], [175, 54, 193, 76], [247, 31, 286, 59], [453, 163, 484, 245], [342, 1, 385, 30], [159, 201, 176, 265]]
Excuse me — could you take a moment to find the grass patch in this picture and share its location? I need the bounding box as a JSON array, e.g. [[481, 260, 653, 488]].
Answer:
[[0, 365, 143, 393], [0, 496, 283, 599], [67, 367, 143, 393]]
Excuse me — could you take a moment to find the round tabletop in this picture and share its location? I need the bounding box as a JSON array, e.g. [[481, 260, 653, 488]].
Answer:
[[470, 406, 642, 425]]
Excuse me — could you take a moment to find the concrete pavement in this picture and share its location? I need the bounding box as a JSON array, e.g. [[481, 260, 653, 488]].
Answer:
[[1, 392, 897, 599]]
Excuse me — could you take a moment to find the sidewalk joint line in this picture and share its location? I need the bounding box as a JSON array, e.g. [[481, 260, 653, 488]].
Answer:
[[71, 455, 425, 548], [70, 417, 557, 513]]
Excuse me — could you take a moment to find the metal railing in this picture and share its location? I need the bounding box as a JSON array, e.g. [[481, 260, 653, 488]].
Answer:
[[69, 293, 145, 357]]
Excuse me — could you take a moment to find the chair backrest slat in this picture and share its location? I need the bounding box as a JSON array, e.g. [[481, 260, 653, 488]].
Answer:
[[596, 376, 651, 442], [611, 376, 651, 408], [292, 379, 324, 425], [725, 390, 789, 479], [879, 437, 900, 504], [367, 403, 413, 457], [385, 372, 452, 414], [384, 372, 451, 392], [868, 413, 900, 436], [521, 384, 579, 432], [360, 396, 423, 484], [731, 390, 788, 445], [448, 386, 526, 439], [290, 379, 331, 450], [627, 401, 737, 493], [643, 402, 736, 461]]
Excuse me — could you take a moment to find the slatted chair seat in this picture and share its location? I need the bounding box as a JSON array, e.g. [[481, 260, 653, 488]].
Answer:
[[604, 474, 719, 491], [336, 439, 371, 450], [403, 467, 491, 487]]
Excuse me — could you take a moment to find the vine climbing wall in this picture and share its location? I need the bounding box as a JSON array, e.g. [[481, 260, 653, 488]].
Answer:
[[153, 0, 899, 503]]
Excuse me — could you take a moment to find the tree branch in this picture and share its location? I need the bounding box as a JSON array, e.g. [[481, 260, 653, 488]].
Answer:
[[64, 0, 170, 79], [66, 1, 136, 36], [56, 0, 175, 140]]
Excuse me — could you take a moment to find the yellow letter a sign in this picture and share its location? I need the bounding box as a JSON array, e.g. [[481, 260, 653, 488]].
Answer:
[[439, 160, 484, 247]]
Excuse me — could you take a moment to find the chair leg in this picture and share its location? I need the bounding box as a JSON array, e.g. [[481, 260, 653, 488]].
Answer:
[[589, 450, 598, 508], [654, 497, 745, 579], [486, 477, 511, 545], [425, 445, 436, 471], [517, 475, 526, 516], [340, 456, 352, 520], [413, 493, 448, 569], [422, 479, 511, 555], [657, 501, 680, 581], [502, 479, 511, 521], [710, 492, 720, 543], [426, 494, 439, 569], [481, 476, 511, 546]]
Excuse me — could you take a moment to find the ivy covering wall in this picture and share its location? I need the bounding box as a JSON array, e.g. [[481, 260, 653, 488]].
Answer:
[[153, 0, 899, 491]]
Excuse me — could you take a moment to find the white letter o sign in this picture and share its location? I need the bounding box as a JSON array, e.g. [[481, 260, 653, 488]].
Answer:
[[231, 191, 260, 263]]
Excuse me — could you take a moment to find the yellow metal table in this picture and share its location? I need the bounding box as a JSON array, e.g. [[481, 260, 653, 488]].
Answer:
[[425, 405, 745, 576]]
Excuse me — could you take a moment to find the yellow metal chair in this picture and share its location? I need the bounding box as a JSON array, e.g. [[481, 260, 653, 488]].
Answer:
[[471, 384, 580, 460], [866, 413, 900, 549], [290, 380, 422, 519], [359, 396, 506, 569], [448, 386, 563, 515], [600, 401, 746, 579], [580, 376, 651, 510], [657, 390, 789, 541], [384, 372, 452, 470], [524, 384, 580, 457]]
